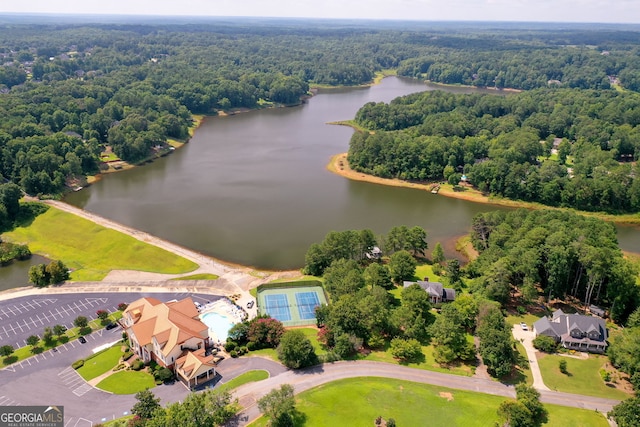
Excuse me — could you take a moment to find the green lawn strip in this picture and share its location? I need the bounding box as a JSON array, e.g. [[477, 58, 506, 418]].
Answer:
[[102, 415, 134, 427], [538, 354, 631, 400], [296, 327, 326, 356], [216, 370, 269, 393], [3, 206, 198, 281], [170, 273, 220, 281], [249, 377, 608, 427], [76, 345, 123, 381], [96, 370, 156, 394], [246, 348, 278, 361]]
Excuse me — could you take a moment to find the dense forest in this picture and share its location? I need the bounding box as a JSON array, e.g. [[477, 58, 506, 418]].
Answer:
[[1, 19, 640, 198], [349, 88, 640, 213], [467, 209, 638, 323]]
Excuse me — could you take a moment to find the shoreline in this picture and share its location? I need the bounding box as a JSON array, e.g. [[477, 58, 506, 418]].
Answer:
[[327, 152, 640, 227]]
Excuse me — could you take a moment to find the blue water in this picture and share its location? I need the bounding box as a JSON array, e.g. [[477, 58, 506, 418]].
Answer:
[[200, 311, 234, 343]]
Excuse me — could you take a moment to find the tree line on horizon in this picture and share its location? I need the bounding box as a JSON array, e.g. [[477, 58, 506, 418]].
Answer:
[[1, 22, 640, 198]]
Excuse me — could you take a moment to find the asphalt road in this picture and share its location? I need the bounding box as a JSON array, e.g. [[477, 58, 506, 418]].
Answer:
[[0, 292, 223, 349]]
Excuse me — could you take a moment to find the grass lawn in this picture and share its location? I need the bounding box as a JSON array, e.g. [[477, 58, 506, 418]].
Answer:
[[96, 370, 156, 394], [413, 264, 443, 282], [538, 354, 631, 400], [170, 273, 219, 281], [249, 377, 608, 427], [216, 370, 269, 393], [503, 342, 533, 386], [505, 312, 546, 327], [3, 206, 198, 281], [77, 345, 123, 381], [359, 339, 475, 377]]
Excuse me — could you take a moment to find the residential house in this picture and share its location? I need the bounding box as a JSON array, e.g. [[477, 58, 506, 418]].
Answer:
[[122, 297, 215, 387], [533, 309, 608, 353], [403, 279, 456, 304]]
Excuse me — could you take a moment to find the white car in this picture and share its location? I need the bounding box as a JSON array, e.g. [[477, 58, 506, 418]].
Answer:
[[520, 322, 528, 331]]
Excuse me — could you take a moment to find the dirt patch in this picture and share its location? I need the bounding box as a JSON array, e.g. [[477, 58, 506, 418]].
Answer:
[[439, 392, 454, 401]]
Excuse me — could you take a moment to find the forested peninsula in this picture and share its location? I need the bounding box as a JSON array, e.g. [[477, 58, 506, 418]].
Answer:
[[0, 18, 640, 206]]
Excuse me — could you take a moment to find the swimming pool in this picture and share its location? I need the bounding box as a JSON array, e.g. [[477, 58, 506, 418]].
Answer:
[[200, 311, 235, 343]]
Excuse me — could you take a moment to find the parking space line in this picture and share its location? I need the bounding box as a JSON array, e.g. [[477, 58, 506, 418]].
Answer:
[[25, 301, 36, 310]]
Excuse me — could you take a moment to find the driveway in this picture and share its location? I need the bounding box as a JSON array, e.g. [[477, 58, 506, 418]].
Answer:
[[512, 324, 550, 391]]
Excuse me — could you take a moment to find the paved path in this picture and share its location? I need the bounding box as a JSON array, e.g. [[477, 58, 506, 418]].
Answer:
[[230, 360, 619, 426], [512, 324, 550, 391]]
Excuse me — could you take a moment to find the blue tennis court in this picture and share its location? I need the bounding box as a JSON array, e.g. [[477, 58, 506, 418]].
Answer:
[[263, 294, 292, 322], [295, 291, 321, 320]]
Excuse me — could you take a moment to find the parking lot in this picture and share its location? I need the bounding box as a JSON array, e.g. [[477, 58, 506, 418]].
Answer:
[[0, 292, 218, 349]]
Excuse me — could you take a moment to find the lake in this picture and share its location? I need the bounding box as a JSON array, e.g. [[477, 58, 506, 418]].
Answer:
[[63, 77, 640, 270]]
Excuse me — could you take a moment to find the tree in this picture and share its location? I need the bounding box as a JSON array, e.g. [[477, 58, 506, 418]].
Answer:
[[277, 330, 317, 369], [146, 389, 237, 427], [445, 259, 463, 290], [46, 260, 69, 284], [497, 400, 533, 427], [132, 389, 161, 420], [323, 259, 365, 298], [432, 242, 445, 264], [0, 344, 14, 357], [303, 243, 330, 276], [515, 384, 546, 424], [28, 264, 49, 287], [73, 316, 88, 328], [559, 359, 568, 374], [248, 317, 285, 348], [388, 250, 417, 283], [96, 309, 109, 321], [26, 335, 39, 347], [429, 304, 475, 364], [389, 337, 423, 362], [258, 384, 296, 427], [42, 326, 54, 346], [609, 397, 640, 427], [363, 263, 393, 290], [53, 324, 67, 336]]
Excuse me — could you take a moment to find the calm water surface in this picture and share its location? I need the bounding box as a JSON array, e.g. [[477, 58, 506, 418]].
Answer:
[[0, 255, 50, 291], [64, 77, 640, 269]]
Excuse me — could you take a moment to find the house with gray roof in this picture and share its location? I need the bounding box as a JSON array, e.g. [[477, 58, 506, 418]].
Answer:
[[403, 279, 456, 304], [533, 309, 608, 353]]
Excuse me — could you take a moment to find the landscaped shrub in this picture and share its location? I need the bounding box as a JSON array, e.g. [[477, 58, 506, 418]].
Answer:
[[154, 367, 174, 383], [131, 360, 144, 371], [246, 341, 257, 351], [58, 335, 69, 344], [532, 335, 557, 353], [114, 363, 126, 371], [238, 346, 248, 355], [229, 350, 238, 358], [117, 303, 128, 311], [79, 326, 92, 336], [72, 359, 84, 369], [600, 369, 611, 382], [225, 341, 237, 352], [31, 346, 43, 354], [3, 355, 18, 365], [122, 350, 134, 361], [559, 359, 568, 374]]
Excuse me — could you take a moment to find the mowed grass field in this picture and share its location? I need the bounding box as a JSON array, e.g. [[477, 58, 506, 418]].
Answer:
[[250, 377, 608, 427], [537, 353, 631, 400], [3, 206, 198, 281], [77, 345, 122, 381], [96, 370, 155, 394]]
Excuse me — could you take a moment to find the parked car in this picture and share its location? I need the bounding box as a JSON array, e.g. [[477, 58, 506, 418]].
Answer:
[[105, 323, 118, 330], [78, 336, 87, 344], [247, 301, 255, 309], [520, 322, 528, 331]]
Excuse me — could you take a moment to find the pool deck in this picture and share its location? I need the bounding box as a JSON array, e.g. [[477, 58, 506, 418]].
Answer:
[[199, 299, 247, 344]]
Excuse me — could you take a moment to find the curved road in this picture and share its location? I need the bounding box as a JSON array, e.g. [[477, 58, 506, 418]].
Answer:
[[231, 360, 620, 426]]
